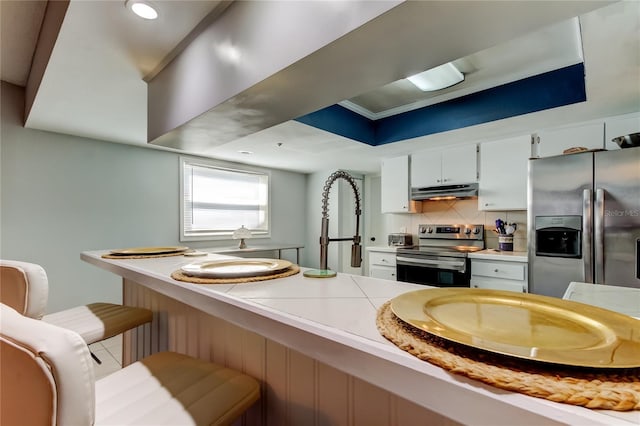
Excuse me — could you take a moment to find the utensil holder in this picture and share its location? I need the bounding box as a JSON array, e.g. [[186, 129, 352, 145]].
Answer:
[[498, 235, 514, 251]]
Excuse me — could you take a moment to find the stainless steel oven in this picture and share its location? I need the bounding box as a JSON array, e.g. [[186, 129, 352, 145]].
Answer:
[[396, 224, 484, 287]]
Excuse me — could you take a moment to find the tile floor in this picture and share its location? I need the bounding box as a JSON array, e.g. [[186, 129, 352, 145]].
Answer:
[[88, 334, 123, 379]]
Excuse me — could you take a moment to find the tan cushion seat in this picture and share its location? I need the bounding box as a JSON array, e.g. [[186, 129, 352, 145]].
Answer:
[[0, 260, 152, 346], [96, 352, 260, 425], [1, 303, 260, 426], [43, 302, 153, 345]]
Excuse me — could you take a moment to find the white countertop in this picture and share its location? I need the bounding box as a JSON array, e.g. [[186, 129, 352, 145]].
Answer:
[[365, 245, 407, 253], [564, 281, 640, 319], [368, 247, 529, 262], [469, 249, 528, 262], [81, 250, 637, 426]]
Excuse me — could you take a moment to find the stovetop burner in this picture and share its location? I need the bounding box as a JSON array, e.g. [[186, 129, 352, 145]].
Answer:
[[397, 224, 485, 257], [452, 245, 485, 253], [397, 246, 482, 258]]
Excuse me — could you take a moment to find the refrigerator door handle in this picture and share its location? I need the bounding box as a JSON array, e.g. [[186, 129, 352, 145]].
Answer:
[[582, 189, 593, 283], [594, 188, 605, 283]]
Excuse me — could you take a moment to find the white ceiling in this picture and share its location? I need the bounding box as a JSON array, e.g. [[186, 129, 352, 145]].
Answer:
[[343, 18, 584, 119], [1, 1, 639, 175]]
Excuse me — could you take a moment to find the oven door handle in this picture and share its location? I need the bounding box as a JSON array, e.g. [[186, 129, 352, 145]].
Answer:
[[396, 256, 466, 272]]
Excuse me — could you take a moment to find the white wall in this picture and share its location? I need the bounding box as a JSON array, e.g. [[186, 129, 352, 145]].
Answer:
[[304, 170, 334, 270], [304, 169, 364, 272], [338, 174, 364, 275], [1, 82, 307, 312]]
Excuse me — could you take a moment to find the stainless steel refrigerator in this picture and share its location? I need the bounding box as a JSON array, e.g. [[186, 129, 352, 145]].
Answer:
[[527, 147, 640, 298]]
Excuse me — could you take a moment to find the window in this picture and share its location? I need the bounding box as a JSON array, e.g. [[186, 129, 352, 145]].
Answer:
[[180, 157, 270, 241]]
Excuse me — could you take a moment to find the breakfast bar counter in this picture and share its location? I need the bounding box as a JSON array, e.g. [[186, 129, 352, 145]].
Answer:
[[82, 250, 638, 426]]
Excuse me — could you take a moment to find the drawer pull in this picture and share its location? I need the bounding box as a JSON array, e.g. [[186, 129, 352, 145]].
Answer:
[[494, 269, 499, 272]]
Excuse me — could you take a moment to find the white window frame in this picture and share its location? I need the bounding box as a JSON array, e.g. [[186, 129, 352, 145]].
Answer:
[[180, 156, 271, 242]]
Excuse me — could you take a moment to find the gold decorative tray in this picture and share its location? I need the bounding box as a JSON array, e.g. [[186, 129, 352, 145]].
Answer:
[[390, 288, 640, 369], [181, 258, 292, 278], [109, 246, 189, 255]]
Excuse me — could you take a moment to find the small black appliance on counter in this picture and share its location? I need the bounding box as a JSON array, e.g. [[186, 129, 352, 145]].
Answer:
[[388, 233, 413, 247]]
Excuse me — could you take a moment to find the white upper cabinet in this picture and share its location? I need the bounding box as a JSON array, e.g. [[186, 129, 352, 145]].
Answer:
[[533, 121, 604, 158], [478, 135, 532, 211], [412, 150, 442, 187], [604, 112, 640, 151], [411, 145, 478, 187], [380, 155, 419, 213]]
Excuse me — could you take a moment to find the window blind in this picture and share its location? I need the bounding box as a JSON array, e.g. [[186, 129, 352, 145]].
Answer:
[[181, 159, 269, 240]]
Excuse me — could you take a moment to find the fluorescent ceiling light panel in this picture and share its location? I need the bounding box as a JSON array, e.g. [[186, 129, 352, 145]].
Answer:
[[407, 63, 464, 92]]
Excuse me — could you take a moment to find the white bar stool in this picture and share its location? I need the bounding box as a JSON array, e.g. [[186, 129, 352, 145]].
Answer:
[[0, 259, 152, 362], [0, 303, 260, 425]]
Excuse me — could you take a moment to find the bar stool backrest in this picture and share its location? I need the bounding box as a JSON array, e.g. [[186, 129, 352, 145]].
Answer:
[[0, 260, 49, 319], [0, 303, 96, 425]]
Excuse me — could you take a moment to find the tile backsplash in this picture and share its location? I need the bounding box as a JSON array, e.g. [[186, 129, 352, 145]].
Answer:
[[383, 199, 528, 252]]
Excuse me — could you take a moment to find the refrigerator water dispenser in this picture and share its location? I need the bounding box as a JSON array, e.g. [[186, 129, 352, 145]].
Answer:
[[535, 216, 582, 258]]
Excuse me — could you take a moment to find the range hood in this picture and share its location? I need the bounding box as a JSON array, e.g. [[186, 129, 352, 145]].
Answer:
[[411, 183, 479, 201]]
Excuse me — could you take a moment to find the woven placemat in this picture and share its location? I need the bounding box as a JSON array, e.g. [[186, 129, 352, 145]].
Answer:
[[376, 301, 640, 411], [171, 265, 300, 284], [102, 251, 187, 259]]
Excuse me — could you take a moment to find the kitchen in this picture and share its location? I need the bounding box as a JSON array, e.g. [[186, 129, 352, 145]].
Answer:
[[1, 1, 639, 425]]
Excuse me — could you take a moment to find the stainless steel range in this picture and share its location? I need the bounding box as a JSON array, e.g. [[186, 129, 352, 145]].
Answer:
[[396, 224, 484, 287]]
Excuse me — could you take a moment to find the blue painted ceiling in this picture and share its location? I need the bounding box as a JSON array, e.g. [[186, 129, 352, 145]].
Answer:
[[295, 63, 586, 146]]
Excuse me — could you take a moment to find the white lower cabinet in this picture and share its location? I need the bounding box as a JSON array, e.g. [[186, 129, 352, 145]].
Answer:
[[370, 265, 397, 280], [470, 258, 528, 292], [367, 250, 397, 281]]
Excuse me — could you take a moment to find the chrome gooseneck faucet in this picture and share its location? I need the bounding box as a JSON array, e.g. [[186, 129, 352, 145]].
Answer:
[[304, 171, 362, 278]]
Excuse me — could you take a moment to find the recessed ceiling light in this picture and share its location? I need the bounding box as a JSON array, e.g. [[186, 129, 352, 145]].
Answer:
[[125, 0, 158, 20]]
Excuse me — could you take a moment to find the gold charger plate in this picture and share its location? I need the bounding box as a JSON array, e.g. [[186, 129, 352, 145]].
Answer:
[[181, 258, 292, 278], [391, 288, 640, 369], [110, 246, 189, 255]]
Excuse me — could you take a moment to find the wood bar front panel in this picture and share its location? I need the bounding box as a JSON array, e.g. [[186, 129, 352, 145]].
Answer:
[[123, 279, 459, 426]]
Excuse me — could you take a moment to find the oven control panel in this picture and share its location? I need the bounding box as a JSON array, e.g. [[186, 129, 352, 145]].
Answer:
[[418, 224, 484, 240]]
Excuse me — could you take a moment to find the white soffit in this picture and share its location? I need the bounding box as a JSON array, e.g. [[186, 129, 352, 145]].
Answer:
[[0, 1, 47, 86], [24, 0, 223, 145], [148, 0, 611, 152]]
